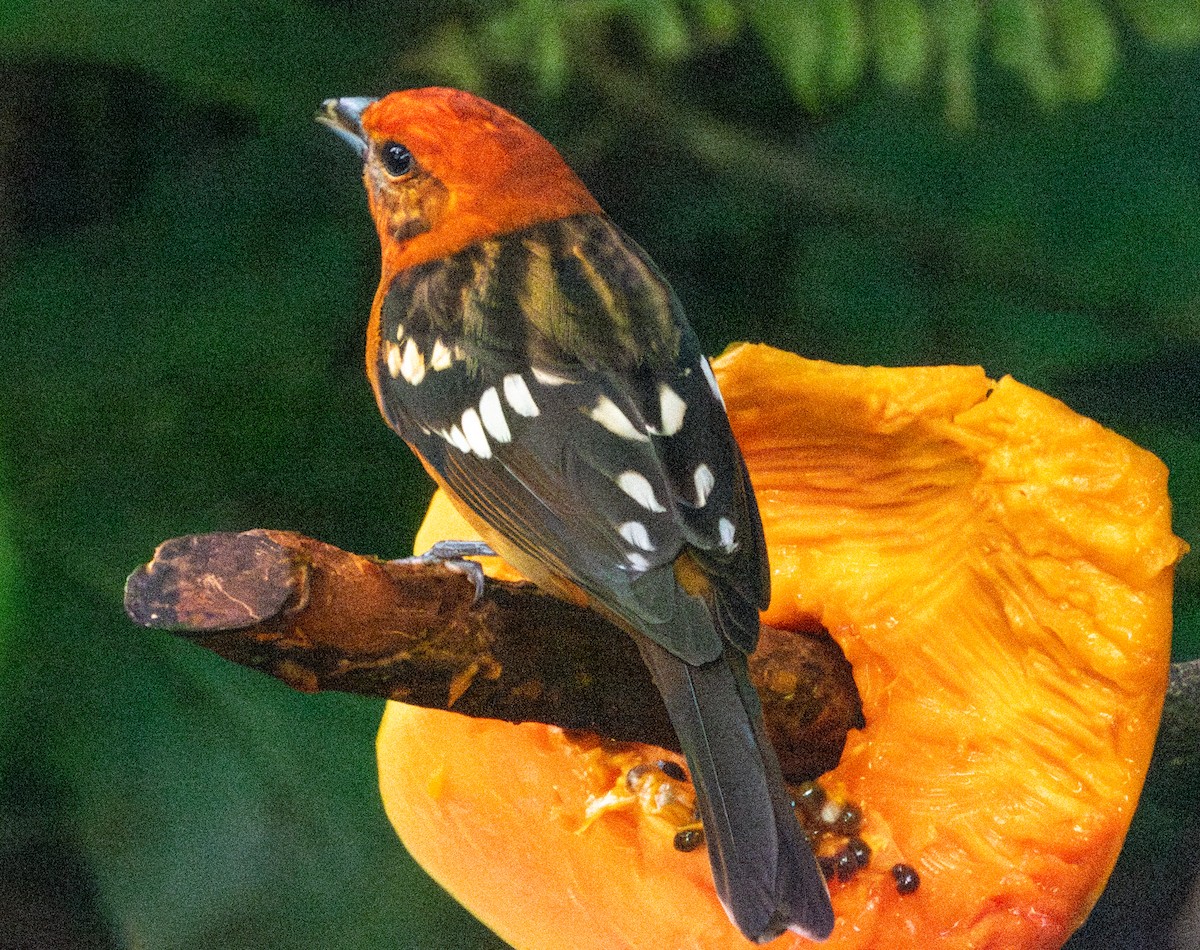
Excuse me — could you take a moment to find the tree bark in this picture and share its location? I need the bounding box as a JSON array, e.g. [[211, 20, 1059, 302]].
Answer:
[[125, 529, 865, 783]]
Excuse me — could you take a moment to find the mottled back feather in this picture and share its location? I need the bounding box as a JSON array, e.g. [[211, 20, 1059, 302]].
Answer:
[[371, 213, 767, 662]]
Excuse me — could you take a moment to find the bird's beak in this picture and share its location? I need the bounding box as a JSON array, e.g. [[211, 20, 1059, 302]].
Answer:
[[315, 97, 377, 158]]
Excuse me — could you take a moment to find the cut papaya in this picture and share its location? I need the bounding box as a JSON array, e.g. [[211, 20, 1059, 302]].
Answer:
[[378, 344, 1186, 949]]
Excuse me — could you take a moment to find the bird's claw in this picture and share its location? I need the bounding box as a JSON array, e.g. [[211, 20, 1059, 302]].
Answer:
[[392, 540, 496, 602]]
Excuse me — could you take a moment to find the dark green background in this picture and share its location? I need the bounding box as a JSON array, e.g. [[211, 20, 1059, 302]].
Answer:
[[1, 2, 1196, 947]]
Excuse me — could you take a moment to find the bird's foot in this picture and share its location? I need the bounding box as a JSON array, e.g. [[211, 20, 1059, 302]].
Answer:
[[391, 540, 496, 601]]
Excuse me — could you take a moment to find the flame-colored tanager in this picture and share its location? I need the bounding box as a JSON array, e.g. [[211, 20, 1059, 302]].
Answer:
[[317, 88, 834, 944]]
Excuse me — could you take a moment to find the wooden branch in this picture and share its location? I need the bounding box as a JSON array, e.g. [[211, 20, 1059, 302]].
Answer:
[[124, 530, 864, 783]]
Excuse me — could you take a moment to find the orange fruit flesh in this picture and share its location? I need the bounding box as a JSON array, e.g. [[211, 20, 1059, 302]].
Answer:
[[378, 344, 1185, 949]]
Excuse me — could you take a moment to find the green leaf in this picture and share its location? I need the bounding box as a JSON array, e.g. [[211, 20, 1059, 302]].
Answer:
[[991, 0, 1064, 105], [822, 0, 868, 96], [1055, 0, 1119, 101], [752, 0, 829, 110], [1120, 0, 1200, 48], [623, 0, 694, 61], [534, 17, 569, 93], [871, 0, 931, 89], [933, 0, 981, 124], [751, 0, 865, 110], [690, 0, 742, 41]]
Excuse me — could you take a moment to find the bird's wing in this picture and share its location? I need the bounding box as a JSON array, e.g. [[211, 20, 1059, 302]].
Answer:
[[371, 213, 767, 663]]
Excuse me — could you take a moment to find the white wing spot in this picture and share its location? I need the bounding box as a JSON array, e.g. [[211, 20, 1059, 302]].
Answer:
[[590, 396, 650, 442], [694, 464, 715, 507], [626, 552, 651, 572], [617, 471, 667, 513], [430, 338, 454, 371], [478, 387, 511, 443], [460, 407, 491, 458], [652, 383, 687, 436], [718, 516, 737, 552], [700, 357, 725, 407], [503, 373, 540, 417], [618, 520, 655, 552], [532, 365, 573, 386], [400, 337, 426, 385], [385, 342, 402, 379], [395, 322, 405, 341], [446, 425, 471, 454]]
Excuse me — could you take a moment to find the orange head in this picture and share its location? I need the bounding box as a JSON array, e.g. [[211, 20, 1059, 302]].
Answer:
[[317, 88, 602, 275]]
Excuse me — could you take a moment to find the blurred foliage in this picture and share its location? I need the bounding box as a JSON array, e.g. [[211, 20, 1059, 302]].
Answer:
[[0, 1, 1196, 948], [411, 0, 1199, 124], [0, 456, 17, 792]]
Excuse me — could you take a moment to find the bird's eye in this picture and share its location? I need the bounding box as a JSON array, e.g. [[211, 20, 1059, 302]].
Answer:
[[380, 141, 414, 177]]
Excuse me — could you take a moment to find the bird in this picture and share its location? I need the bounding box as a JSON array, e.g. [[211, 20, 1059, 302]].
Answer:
[[316, 87, 834, 944]]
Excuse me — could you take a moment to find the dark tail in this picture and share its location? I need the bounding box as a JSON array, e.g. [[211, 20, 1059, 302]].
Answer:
[[638, 637, 835, 944]]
